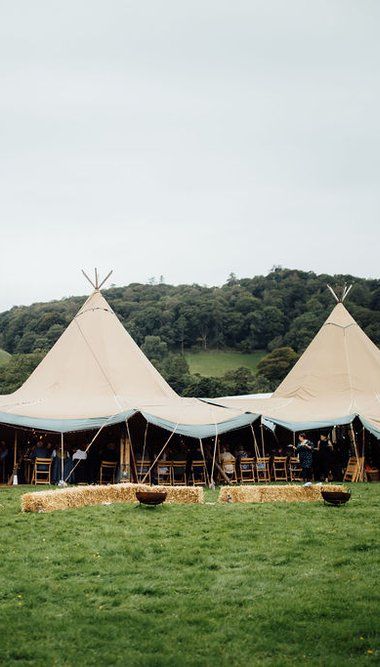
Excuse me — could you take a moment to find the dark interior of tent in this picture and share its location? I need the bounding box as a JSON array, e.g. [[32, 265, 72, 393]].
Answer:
[[1, 413, 379, 486]]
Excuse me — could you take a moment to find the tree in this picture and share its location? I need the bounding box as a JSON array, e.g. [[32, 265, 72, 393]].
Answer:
[[0, 352, 46, 394], [226, 272, 238, 285], [160, 354, 191, 393], [0, 268, 379, 364], [141, 336, 168, 362], [182, 374, 227, 398], [175, 315, 187, 354], [284, 312, 324, 352], [256, 347, 299, 389], [221, 367, 271, 395]]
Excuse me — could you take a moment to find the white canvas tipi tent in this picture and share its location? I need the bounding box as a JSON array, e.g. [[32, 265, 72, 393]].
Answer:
[[211, 294, 380, 438], [0, 282, 255, 437]]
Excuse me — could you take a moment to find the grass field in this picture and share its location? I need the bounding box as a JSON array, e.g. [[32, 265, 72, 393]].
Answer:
[[185, 349, 266, 377], [0, 485, 379, 666], [0, 349, 10, 366]]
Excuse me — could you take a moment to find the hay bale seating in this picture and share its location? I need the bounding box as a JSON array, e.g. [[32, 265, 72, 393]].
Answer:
[[22, 483, 204, 513], [218, 484, 347, 504]]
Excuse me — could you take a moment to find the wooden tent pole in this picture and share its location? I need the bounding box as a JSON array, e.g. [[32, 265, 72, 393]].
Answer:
[[250, 424, 260, 459], [13, 430, 18, 469], [214, 460, 232, 485], [210, 430, 218, 488], [350, 423, 360, 482], [125, 419, 138, 483], [60, 433, 64, 483], [119, 429, 125, 469], [199, 438, 210, 487], [140, 421, 149, 478], [124, 436, 131, 481], [361, 427, 366, 482], [12, 431, 18, 485], [119, 426, 130, 481], [260, 422, 265, 457]]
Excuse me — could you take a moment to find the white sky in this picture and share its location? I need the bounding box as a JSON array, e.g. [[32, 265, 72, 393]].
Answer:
[[0, 0, 379, 312]]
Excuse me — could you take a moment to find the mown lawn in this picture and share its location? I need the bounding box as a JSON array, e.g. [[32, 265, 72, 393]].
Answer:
[[185, 350, 266, 378], [0, 485, 379, 666]]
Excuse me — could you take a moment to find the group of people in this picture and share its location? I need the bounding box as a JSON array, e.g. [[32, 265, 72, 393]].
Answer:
[[0, 428, 358, 486], [13, 439, 119, 485], [218, 432, 348, 483], [27, 440, 86, 484], [292, 433, 336, 482]]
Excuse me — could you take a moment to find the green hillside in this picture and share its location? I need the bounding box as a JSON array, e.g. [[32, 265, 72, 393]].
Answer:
[[0, 267, 379, 396], [1, 268, 379, 358], [0, 349, 11, 366], [185, 349, 266, 377]]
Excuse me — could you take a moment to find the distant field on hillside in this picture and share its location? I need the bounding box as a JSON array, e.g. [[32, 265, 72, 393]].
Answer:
[[0, 349, 10, 366], [185, 349, 266, 377]]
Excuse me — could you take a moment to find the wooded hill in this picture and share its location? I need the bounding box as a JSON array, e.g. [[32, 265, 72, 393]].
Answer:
[[1, 268, 379, 355], [0, 268, 379, 396]]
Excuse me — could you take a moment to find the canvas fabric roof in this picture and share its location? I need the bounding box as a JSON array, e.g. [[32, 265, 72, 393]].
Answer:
[[210, 303, 380, 438], [0, 291, 255, 436]]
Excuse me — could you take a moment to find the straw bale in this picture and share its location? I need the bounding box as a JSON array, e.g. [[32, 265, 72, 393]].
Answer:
[[21, 483, 204, 513], [156, 485, 204, 504], [218, 484, 346, 504], [219, 486, 261, 503]]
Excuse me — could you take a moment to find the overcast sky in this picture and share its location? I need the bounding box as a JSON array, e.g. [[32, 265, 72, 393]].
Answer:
[[0, 0, 379, 312]]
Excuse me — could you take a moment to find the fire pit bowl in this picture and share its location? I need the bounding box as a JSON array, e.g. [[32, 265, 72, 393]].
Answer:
[[136, 491, 167, 506], [321, 490, 351, 506]]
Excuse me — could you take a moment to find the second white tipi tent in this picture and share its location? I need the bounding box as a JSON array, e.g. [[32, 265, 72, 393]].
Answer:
[[211, 299, 380, 438]]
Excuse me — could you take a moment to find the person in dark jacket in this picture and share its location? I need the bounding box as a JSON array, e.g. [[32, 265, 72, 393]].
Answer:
[[293, 433, 315, 482], [317, 434, 333, 481]]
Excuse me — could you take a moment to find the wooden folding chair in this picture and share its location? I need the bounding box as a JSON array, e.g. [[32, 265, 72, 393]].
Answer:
[[31, 458, 52, 485], [256, 457, 271, 483], [272, 457, 289, 482], [191, 460, 207, 486], [172, 460, 187, 485], [239, 457, 256, 483], [157, 460, 173, 485], [343, 457, 358, 482], [136, 460, 151, 484], [343, 456, 364, 482], [99, 460, 118, 485], [289, 457, 303, 482]]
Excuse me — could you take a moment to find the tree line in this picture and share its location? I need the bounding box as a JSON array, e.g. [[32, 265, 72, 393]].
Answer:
[[0, 267, 379, 396]]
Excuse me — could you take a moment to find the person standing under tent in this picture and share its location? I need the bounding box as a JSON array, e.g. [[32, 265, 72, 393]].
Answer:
[[52, 445, 74, 484], [317, 434, 333, 482], [72, 447, 88, 484], [292, 433, 315, 482], [0, 441, 9, 483], [220, 446, 236, 481]]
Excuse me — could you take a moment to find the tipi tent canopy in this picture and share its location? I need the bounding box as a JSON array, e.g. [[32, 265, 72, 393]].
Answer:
[[0, 289, 256, 437], [210, 301, 380, 439]]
